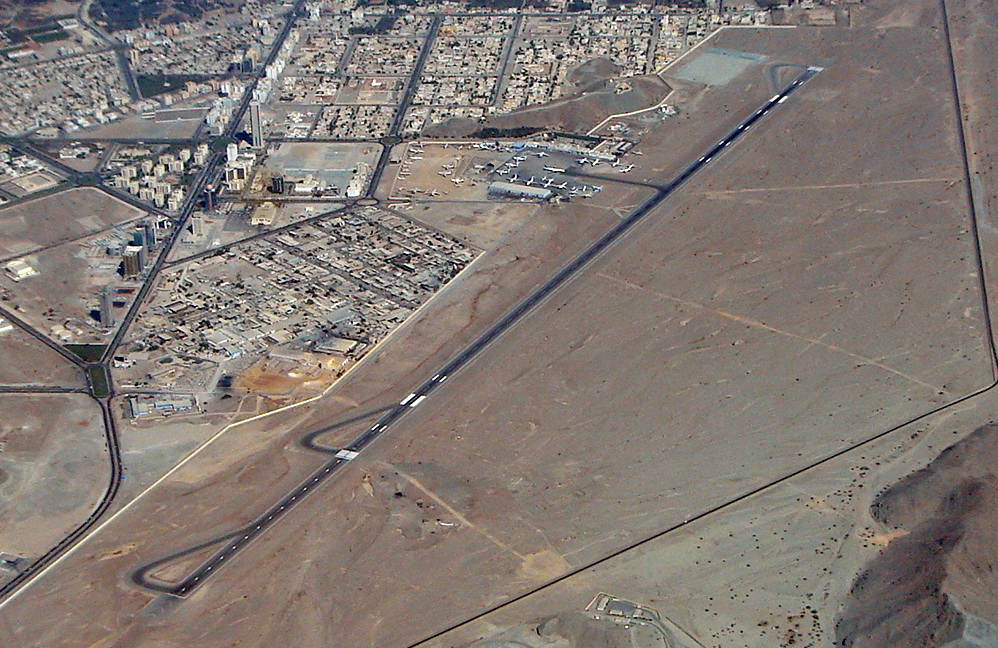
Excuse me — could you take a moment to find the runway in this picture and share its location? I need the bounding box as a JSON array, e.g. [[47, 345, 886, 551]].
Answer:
[[137, 66, 822, 597]]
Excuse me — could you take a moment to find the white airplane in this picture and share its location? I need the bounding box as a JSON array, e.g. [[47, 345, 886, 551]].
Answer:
[[633, 151, 643, 155], [591, 159, 602, 166], [438, 171, 452, 177], [592, 185, 603, 192], [543, 178, 554, 188], [611, 159, 621, 167], [410, 156, 423, 160], [410, 148, 424, 154], [452, 177, 465, 185], [513, 156, 526, 162], [620, 164, 635, 173], [510, 174, 519, 182], [576, 158, 589, 164], [557, 182, 568, 189], [525, 176, 536, 185], [430, 190, 441, 196], [543, 166, 567, 173], [536, 151, 549, 157], [496, 168, 508, 175]]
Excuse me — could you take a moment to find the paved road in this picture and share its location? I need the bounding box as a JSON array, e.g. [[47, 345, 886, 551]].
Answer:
[[0, 385, 89, 394], [135, 66, 820, 598], [164, 203, 351, 268], [367, 15, 443, 195]]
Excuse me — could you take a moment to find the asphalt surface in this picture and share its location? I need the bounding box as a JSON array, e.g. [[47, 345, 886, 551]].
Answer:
[[136, 66, 821, 598]]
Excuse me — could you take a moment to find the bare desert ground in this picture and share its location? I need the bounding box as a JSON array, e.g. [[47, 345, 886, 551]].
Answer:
[[424, 392, 998, 648], [1, 5, 994, 648], [0, 327, 83, 387], [0, 187, 146, 260], [3, 1, 998, 648], [0, 394, 107, 584]]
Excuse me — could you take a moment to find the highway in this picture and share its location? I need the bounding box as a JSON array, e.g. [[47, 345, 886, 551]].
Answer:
[[137, 66, 821, 598]]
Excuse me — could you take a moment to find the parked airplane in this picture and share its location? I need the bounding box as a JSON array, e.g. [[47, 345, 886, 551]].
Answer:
[[543, 166, 567, 173], [620, 164, 635, 173], [592, 185, 603, 192], [525, 176, 536, 185], [510, 174, 519, 182], [536, 151, 550, 157], [557, 182, 568, 189]]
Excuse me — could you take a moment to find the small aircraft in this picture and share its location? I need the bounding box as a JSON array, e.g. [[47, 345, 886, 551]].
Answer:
[[620, 164, 635, 173], [535, 151, 549, 157], [543, 166, 567, 173]]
